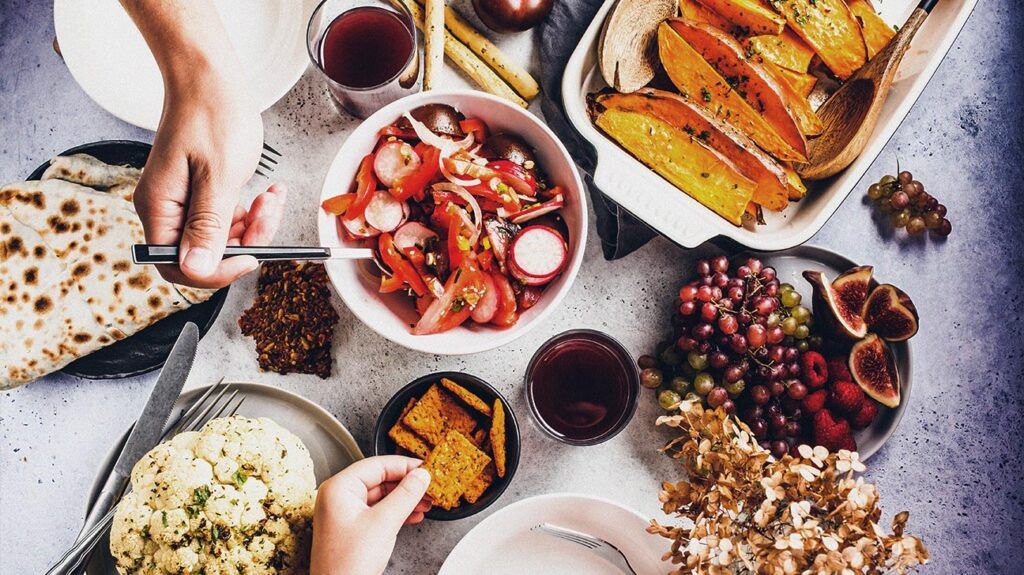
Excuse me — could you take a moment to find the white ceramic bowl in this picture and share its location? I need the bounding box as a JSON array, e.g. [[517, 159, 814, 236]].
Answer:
[[317, 90, 588, 355]]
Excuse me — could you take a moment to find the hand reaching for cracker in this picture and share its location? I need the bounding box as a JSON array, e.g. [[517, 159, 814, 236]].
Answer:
[[310, 456, 433, 575]]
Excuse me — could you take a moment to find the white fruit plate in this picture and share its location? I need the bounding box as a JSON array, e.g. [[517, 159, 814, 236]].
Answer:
[[562, 0, 977, 250]]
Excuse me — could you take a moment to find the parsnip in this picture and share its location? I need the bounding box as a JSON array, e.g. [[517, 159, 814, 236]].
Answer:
[[423, 0, 444, 90], [390, 0, 527, 107], [415, 0, 539, 100]]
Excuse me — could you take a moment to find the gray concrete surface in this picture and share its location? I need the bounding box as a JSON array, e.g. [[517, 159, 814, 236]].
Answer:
[[2, 1, 1022, 573]]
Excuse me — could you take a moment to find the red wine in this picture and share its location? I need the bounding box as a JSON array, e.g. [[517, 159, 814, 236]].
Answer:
[[527, 331, 639, 443], [320, 7, 413, 88]]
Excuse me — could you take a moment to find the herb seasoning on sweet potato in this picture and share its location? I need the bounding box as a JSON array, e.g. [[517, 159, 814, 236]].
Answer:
[[239, 261, 339, 378]]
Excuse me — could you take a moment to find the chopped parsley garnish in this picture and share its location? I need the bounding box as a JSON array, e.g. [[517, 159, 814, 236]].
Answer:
[[701, 87, 713, 103], [232, 469, 248, 489], [161, 510, 168, 527]]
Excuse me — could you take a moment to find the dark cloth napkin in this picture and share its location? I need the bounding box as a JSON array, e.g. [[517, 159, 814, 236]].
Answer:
[[538, 0, 658, 260]]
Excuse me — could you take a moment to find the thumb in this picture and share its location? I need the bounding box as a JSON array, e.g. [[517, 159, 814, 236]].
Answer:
[[370, 467, 431, 532], [179, 168, 236, 280]]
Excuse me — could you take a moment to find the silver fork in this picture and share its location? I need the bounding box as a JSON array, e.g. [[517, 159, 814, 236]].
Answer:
[[531, 523, 638, 575], [256, 142, 281, 178], [48, 382, 245, 575]]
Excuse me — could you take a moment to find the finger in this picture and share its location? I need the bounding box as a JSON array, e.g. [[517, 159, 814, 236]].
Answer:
[[328, 456, 424, 500], [133, 145, 190, 246], [369, 467, 431, 533], [151, 256, 259, 288], [241, 183, 287, 246], [178, 163, 238, 281], [366, 481, 398, 505], [414, 498, 432, 513], [404, 511, 425, 526]]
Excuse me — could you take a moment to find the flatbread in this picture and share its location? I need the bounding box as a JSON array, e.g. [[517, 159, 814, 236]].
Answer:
[[1, 215, 109, 388], [42, 154, 141, 190]]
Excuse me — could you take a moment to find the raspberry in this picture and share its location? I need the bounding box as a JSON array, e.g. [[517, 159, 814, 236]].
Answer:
[[827, 355, 852, 383], [801, 351, 828, 388], [850, 400, 878, 430], [812, 409, 856, 453], [829, 381, 866, 416], [801, 390, 828, 414]]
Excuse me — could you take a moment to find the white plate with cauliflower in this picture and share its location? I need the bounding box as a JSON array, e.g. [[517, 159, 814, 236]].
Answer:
[[84, 382, 363, 575]]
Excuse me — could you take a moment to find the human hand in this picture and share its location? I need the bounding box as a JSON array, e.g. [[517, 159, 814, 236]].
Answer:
[[133, 62, 284, 288], [310, 456, 433, 575]]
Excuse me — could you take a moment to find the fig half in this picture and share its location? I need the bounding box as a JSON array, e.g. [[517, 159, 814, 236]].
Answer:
[[849, 333, 900, 408], [803, 265, 873, 340], [863, 284, 919, 342]]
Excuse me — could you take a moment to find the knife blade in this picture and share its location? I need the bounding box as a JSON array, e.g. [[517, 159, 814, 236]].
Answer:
[[74, 323, 199, 542], [132, 244, 375, 264]]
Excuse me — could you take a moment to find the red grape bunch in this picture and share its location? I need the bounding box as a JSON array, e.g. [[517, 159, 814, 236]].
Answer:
[[867, 170, 951, 237]]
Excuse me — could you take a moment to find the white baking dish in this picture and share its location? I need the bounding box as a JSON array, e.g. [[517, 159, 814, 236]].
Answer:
[[561, 0, 977, 250]]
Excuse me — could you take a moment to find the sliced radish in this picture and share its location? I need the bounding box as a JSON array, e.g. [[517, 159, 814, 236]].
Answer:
[[510, 194, 564, 225], [339, 213, 380, 239], [509, 257, 560, 286], [393, 222, 438, 251], [508, 226, 567, 284], [470, 273, 498, 323], [373, 141, 421, 187], [364, 191, 406, 232]]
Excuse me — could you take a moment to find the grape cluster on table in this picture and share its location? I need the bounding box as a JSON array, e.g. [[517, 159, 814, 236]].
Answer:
[[638, 256, 821, 458], [867, 170, 951, 237]]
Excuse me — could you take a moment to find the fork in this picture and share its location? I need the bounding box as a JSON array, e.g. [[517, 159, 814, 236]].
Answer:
[[47, 382, 245, 575], [531, 523, 638, 575], [256, 142, 281, 178]]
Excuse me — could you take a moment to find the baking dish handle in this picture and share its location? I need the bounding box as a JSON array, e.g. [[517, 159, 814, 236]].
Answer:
[[592, 156, 717, 249]]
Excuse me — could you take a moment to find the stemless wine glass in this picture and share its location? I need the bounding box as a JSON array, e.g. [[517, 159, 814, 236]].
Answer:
[[306, 0, 420, 119]]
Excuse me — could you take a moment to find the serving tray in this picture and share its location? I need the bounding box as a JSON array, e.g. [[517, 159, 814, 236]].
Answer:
[[562, 0, 977, 250]]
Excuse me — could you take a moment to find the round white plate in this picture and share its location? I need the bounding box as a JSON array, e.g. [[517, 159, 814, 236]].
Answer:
[[84, 381, 364, 574], [439, 493, 672, 575], [54, 0, 317, 131]]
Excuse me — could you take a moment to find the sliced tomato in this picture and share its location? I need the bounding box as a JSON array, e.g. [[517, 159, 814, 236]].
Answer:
[[349, 154, 378, 219], [486, 160, 537, 196], [467, 179, 521, 212], [413, 261, 487, 335], [517, 285, 543, 311], [378, 233, 428, 296], [470, 272, 498, 323], [380, 125, 419, 140], [459, 118, 489, 143], [392, 146, 441, 201], [433, 190, 502, 213], [477, 248, 495, 272], [402, 245, 444, 298], [321, 193, 355, 215], [380, 272, 407, 293], [490, 272, 518, 327], [447, 206, 468, 270]]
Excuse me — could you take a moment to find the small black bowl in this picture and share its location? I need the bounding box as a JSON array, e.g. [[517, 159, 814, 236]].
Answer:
[[374, 371, 520, 521]]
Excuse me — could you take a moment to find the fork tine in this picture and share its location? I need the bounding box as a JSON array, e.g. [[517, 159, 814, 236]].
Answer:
[[258, 160, 274, 172], [166, 382, 226, 437], [255, 169, 268, 179], [259, 152, 279, 165], [182, 386, 235, 433], [262, 142, 282, 157]]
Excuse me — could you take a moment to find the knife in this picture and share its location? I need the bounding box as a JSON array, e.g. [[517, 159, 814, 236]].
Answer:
[[65, 322, 199, 574], [132, 244, 376, 264]]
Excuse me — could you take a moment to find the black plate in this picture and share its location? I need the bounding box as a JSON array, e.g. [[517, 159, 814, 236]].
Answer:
[[374, 371, 521, 521], [27, 140, 229, 380]]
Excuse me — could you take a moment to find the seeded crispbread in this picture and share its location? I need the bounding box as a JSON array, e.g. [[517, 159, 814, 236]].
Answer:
[[462, 462, 496, 504], [403, 384, 477, 445], [388, 398, 432, 459], [424, 430, 491, 510], [440, 377, 493, 416], [490, 398, 507, 478]]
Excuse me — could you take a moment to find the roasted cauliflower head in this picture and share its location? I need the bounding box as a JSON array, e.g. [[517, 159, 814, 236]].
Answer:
[[110, 416, 316, 575]]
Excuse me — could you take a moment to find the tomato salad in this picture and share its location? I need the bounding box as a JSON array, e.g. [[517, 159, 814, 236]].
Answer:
[[321, 103, 570, 335]]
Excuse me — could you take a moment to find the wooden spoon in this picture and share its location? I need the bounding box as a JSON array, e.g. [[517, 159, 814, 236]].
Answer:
[[797, 0, 939, 180]]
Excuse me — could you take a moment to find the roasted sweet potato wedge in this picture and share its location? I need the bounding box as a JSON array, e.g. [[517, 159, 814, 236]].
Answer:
[[746, 28, 815, 73], [782, 164, 807, 200], [588, 92, 757, 225], [771, 64, 817, 98], [595, 89, 791, 211], [658, 21, 805, 163], [696, 0, 785, 35], [767, 0, 867, 80], [679, 0, 734, 31], [847, 0, 895, 59], [665, 19, 813, 151]]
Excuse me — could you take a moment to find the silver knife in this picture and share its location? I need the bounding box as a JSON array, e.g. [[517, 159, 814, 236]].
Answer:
[[132, 244, 375, 264], [65, 322, 199, 574]]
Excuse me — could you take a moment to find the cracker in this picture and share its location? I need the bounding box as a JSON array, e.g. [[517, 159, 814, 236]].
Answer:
[[424, 430, 491, 510], [462, 463, 496, 504], [441, 377, 493, 416], [490, 398, 507, 478], [403, 384, 477, 445], [388, 398, 432, 459]]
